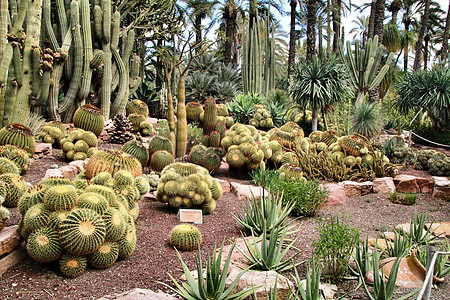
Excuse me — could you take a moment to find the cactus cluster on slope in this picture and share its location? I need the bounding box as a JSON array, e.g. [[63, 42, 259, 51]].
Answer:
[[60, 129, 98, 162], [18, 170, 149, 277], [155, 163, 223, 214], [0, 145, 31, 174], [38, 121, 67, 146], [249, 105, 274, 129], [188, 144, 224, 172], [0, 123, 36, 155]]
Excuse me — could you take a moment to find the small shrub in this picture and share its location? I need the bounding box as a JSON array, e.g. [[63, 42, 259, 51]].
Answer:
[[250, 168, 279, 189], [313, 214, 360, 282], [274, 178, 329, 217], [389, 191, 398, 202], [156, 120, 170, 137], [187, 122, 203, 144], [403, 193, 417, 205]]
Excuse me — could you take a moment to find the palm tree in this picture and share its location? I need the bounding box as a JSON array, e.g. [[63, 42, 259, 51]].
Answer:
[[413, 0, 431, 71], [290, 56, 350, 132], [440, 0, 450, 65], [349, 15, 369, 46], [388, 0, 403, 24], [288, 0, 298, 76], [306, 0, 317, 60], [222, 0, 243, 65], [183, 0, 220, 47]]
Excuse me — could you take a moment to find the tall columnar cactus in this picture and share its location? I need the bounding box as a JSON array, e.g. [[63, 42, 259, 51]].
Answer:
[[203, 98, 217, 136], [339, 35, 394, 104]]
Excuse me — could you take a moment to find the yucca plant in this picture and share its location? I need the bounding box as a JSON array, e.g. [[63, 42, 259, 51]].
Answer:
[[161, 242, 254, 300], [215, 64, 241, 86], [416, 239, 450, 279], [239, 225, 301, 273], [401, 211, 440, 246], [351, 100, 383, 140], [231, 192, 295, 237], [289, 258, 321, 300], [352, 235, 374, 277], [250, 168, 280, 189], [385, 231, 412, 258]]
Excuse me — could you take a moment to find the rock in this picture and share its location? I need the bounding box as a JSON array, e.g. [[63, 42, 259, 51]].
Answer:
[[50, 164, 59, 169], [34, 143, 52, 154], [393, 175, 420, 193], [220, 236, 258, 271], [340, 181, 373, 197], [216, 179, 231, 193], [0, 248, 28, 278], [373, 177, 396, 194], [69, 160, 87, 172], [0, 226, 20, 256], [59, 165, 79, 180], [230, 182, 268, 201], [432, 176, 450, 202], [299, 280, 338, 299], [98, 288, 178, 300], [147, 118, 160, 126], [43, 168, 63, 179], [324, 183, 346, 207], [426, 222, 450, 237], [142, 192, 156, 202], [225, 269, 292, 300], [416, 177, 434, 193]]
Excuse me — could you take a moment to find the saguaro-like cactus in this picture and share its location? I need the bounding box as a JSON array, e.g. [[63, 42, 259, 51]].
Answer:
[[339, 35, 394, 104]]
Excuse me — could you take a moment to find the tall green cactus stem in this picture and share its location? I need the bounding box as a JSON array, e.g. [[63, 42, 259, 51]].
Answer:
[[31, 47, 41, 99], [48, 31, 72, 121], [3, 62, 17, 126], [203, 98, 217, 136], [55, 0, 68, 43], [339, 35, 394, 104], [0, 0, 28, 86], [110, 49, 128, 116], [58, 1, 82, 116], [79, 0, 94, 101], [101, 0, 112, 119], [93, 5, 103, 42], [0, 0, 7, 58], [12, 0, 42, 124], [110, 11, 120, 51], [12, 42, 23, 86], [176, 74, 187, 158], [43, 0, 58, 51]]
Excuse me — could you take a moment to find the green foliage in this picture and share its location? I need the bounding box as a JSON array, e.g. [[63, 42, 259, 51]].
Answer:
[[161, 242, 254, 300], [410, 123, 450, 146], [187, 122, 204, 144], [274, 178, 329, 217], [290, 258, 321, 300], [416, 239, 450, 279], [26, 112, 46, 140], [351, 101, 384, 139], [313, 214, 360, 282], [353, 236, 373, 277], [250, 168, 279, 189], [240, 226, 301, 273], [156, 120, 170, 138], [226, 93, 263, 124], [385, 231, 411, 258], [395, 66, 450, 130], [231, 192, 295, 237], [401, 211, 439, 246]]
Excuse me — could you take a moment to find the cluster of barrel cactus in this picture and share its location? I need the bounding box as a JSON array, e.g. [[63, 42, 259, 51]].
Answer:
[[155, 163, 223, 213], [221, 123, 270, 173], [384, 136, 449, 176], [0, 172, 27, 208], [122, 137, 149, 167], [17, 170, 148, 277], [188, 144, 224, 172], [141, 172, 160, 191], [60, 129, 98, 162], [85, 150, 142, 179], [293, 110, 325, 134], [0, 124, 36, 155], [38, 122, 67, 146], [0, 145, 31, 174], [169, 224, 202, 251], [0, 179, 12, 230], [249, 105, 274, 129], [148, 135, 174, 172], [125, 100, 153, 135]]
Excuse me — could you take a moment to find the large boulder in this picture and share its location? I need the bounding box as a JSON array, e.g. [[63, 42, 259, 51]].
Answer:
[[373, 177, 396, 194], [324, 183, 346, 207], [340, 181, 373, 197], [230, 182, 268, 201], [393, 175, 420, 193], [432, 177, 450, 201]]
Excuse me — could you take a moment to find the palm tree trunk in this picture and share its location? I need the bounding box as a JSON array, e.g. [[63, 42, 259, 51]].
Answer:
[[391, 9, 399, 25], [413, 0, 431, 72], [403, 21, 410, 71], [249, 0, 257, 30], [194, 15, 202, 51], [368, 0, 377, 38], [332, 0, 341, 52], [288, 0, 297, 76], [424, 34, 429, 70], [327, 0, 332, 55], [306, 0, 317, 60], [440, 0, 450, 64], [373, 0, 385, 43], [318, 16, 324, 58], [312, 106, 318, 132], [224, 5, 237, 65]]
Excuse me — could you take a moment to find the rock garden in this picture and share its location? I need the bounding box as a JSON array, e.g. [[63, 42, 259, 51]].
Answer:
[[0, 0, 450, 299]]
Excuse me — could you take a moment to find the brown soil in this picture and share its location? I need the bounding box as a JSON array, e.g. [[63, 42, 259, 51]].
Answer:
[[0, 142, 449, 300]]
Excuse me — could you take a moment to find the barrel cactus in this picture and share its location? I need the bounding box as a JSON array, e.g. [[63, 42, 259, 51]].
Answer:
[[60, 128, 98, 162], [0, 173, 27, 208], [0, 123, 36, 155], [73, 104, 105, 136], [186, 102, 204, 122], [148, 135, 174, 158], [155, 163, 223, 213], [122, 138, 149, 167], [169, 224, 202, 251], [0, 145, 31, 173], [126, 99, 149, 118], [85, 150, 142, 179], [150, 150, 174, 172]]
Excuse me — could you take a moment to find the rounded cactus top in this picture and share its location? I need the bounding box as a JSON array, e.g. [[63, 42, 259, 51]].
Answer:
[[6, 123, 34, 137], [80, 104, 103, 116]]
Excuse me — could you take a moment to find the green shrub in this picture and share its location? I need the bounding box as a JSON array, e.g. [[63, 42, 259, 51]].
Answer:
[[156, 120, 170, 138], [313, 214, 360, 282], [187, 123, 203, 144], [250, 168, 279, 189], [274, 178, 329, 217]]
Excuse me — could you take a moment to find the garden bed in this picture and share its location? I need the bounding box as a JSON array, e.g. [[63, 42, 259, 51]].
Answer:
[[0, 143, 449, 299]]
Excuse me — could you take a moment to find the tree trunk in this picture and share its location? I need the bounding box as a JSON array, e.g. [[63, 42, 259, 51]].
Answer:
[[424, 34, 429, 70], [194, 14, 202, 52], [373, 0, 385, 43], [440, 0, 450, 64], [327, 0, 332, 55], [224, 6, 237, 65], [312, 106, 318, 132], [332, 0, 341, 52], [413, 0, 431, 72], [318, 16, 324, 58], [368, 0, 377, 38], [165, 68, 176, 152], [391, 9, 399, 25], [176, 74, 187, 158], [404, 21, 410, 71], [288, 0, 297, 76], [306, 0, 316, 60], [249, 0, 257, 30]]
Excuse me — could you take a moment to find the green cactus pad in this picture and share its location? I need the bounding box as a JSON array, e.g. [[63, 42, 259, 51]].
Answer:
[[27, 227, 63, 263], [170, 224, 202, 251], [88, 241, 119, 269], [43, 185, 79, 211], [59, 253, 88, 278], [59, 208, 106, 255]]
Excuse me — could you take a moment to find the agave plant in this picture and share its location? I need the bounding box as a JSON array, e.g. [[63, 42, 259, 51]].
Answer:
[[226, 94, 257, 124], [289, 258, 321, 300], [385, 231, 412, 258], [213, 81, 241, 102], [399, 210, 440, 246], [352, 235, 374, 277], [161, 242, 254, 300], [215, 64, 241, 86], [185, 71, 216, 103], [351, 100, 384, 139], [190, 52, 220, 73], [239, 225, 301, 273], [231, 192, 295, 237]]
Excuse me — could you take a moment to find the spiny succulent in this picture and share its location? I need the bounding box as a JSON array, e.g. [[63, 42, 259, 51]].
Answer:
[[170, 224, 202, 251]]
